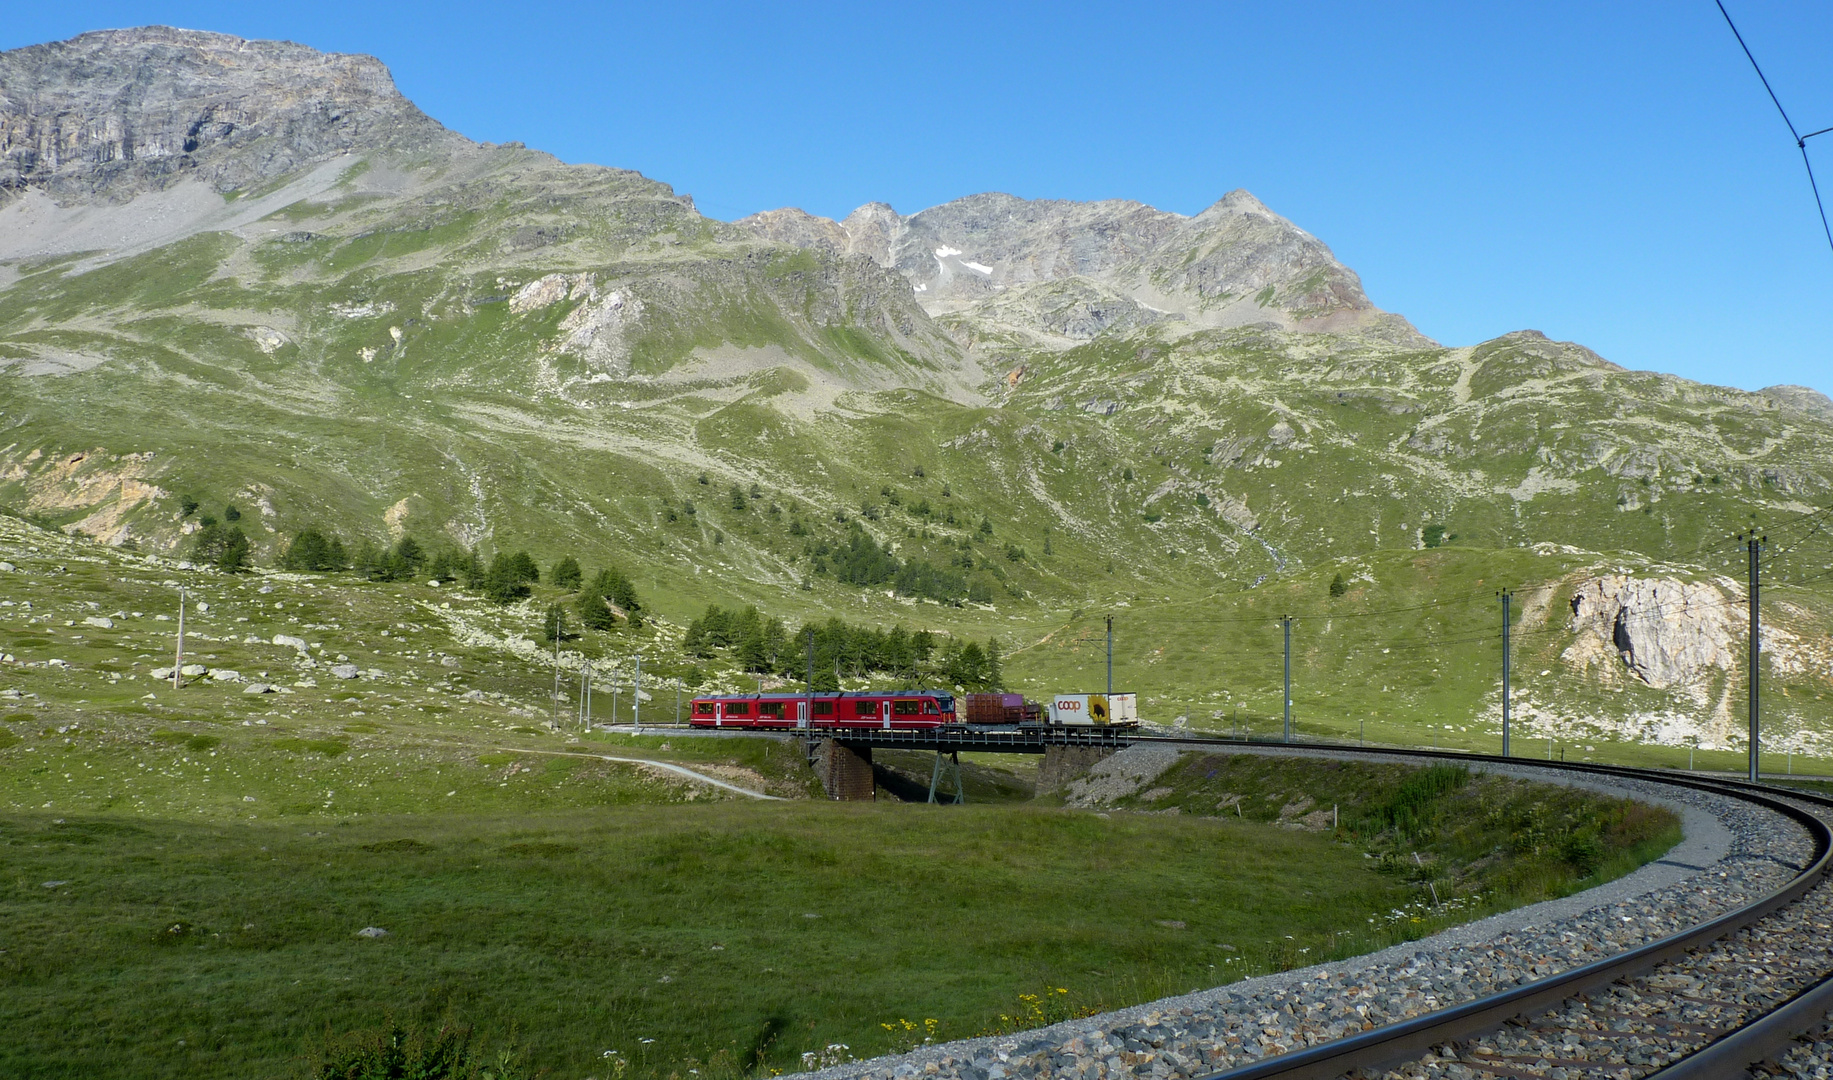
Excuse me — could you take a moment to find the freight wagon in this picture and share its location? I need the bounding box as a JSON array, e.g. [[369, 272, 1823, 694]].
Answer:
[[1045, 692, 1138, 727]]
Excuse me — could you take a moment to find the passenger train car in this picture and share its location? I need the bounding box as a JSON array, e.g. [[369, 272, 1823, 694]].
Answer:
[[688, 690, 957, 731], [687, 690, 1139, 731]]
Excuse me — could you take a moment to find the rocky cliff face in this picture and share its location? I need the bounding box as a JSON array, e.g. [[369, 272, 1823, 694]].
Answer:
[[0, 26, 456, 204], [738, 189, 1426, 344], [1565, 575, 1739, 690]]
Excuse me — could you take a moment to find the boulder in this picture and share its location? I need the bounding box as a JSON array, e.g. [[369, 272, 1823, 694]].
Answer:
[[0, 561, 14, 572], [81, 615, 115, 629], [180, 663, 208, 677], [355, 926, 389, 939], [243, 683, 275, 694], [330, 664, 361, 680], [208, 668, 244, 683], [272, 634, 308, 651]]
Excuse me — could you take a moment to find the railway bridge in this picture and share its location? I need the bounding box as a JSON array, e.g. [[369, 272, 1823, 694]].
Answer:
[[806, 726, 1135, 801]]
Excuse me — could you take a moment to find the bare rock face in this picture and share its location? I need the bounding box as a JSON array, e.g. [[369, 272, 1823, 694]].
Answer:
[[738, 188, 1427, 343], [1763, 384, 1833, 422], [1566, 575, 1739, 689], [0, 26, 455, 204]]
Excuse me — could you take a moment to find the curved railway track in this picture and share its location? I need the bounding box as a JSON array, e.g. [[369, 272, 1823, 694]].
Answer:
[[1108, 738, 1833, 1080]]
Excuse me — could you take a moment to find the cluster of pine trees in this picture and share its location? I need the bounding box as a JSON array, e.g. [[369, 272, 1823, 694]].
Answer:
[[683, 606, 1003, 690], [272, 532, 643, 623], [810, 522, 997, 604], [184, 500, 251, 572]]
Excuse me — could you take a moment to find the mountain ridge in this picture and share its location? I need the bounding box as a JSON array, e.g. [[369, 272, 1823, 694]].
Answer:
[[2, 26, 1832, 755]]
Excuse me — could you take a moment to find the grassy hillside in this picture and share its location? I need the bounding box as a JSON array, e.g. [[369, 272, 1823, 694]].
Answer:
[[3, 147, 1833, 762]]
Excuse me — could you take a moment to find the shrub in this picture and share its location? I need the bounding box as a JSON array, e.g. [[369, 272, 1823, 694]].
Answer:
[[312, 1021, 533, 1080], [1329, 573, 1348, 598]]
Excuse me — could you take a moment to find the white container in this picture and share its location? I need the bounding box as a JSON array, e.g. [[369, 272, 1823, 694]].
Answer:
[[1048, 692, 1138, 726]]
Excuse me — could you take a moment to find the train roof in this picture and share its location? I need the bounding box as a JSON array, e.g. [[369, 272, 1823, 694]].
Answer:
[[690, 689, 955, 699]]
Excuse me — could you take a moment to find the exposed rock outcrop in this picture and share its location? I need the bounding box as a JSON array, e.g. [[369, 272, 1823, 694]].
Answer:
[[1565, 575, 1738, 689], [0, 26, 457, 204]]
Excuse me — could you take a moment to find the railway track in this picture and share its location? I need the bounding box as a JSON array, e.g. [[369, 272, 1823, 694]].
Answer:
[[784, 734, 1833, 1080], [1131, 740, 1833, 1080]]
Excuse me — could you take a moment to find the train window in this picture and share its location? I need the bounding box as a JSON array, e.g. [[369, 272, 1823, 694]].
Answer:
[[924, 700, 937, 713], [853, 700, 877, 717], [759, 702, 784, 718], [893, 700, 921, 716], [726, 702, 751, 716], [693, 702, 716, 716], [813, 702, 834, 716]]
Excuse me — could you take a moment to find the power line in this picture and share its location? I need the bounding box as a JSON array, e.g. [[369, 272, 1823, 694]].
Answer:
[[1716, 0, 1833, 257]]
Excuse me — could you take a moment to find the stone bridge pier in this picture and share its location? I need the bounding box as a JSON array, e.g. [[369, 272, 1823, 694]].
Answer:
[[812, 739, 876, 800]]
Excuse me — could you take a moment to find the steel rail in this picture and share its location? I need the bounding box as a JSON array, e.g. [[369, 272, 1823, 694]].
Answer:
[[1110, 737, 1833, 1080]]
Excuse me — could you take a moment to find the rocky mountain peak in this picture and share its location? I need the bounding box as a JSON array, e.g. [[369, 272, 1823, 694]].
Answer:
[[739, 189, 1426, 344], [0, 26, 457, 204], [1196, 188, 1275, 219]]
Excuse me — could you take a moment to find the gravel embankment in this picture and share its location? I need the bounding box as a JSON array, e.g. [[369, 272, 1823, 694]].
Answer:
[[802, 750, 1817, 1080]]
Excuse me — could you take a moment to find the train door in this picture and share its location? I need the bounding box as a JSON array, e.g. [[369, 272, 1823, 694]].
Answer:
[[714, 700, 722, 728], [797, 699, 808, 730], [882, 699, 891, 730]]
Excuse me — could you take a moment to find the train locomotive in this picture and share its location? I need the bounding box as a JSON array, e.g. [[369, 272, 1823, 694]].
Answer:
[[686, 690, 1137, 731]]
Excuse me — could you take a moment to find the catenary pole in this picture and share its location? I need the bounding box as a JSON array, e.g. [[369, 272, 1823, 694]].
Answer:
[[551, 609, 562, 726], [805, 628, 815, 731], [1743, 532, 1765, 782], [1501, 589, 1512, 758], [634, 654, 642, 731], [1282, 615, 1292, 744], [1105, 614, 1114, 696], [173, 586, 187, 690]]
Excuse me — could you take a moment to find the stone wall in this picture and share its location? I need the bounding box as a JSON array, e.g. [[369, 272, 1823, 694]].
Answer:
[[1035, 745, 1114, 796], [814, 740, 875, 801]]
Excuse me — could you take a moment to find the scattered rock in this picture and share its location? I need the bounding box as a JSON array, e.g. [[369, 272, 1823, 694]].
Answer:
[[0, 561, 14, 572], [272, 634, 308, 651], [330, 664, 360, 680], [46, 658, 69, 669], [42, 880, 68, 889], [355, 926, 389, 939], [243, 683, 275, 694], [208, 669, 244, 683], [179, 664, 208, 677]]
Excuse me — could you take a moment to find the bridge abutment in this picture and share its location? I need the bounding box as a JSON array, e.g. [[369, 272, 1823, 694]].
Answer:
[[1036, 744, 1116, 796]]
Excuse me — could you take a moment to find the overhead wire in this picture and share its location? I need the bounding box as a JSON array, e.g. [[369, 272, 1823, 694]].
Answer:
[[1715, 0, 1833, 257]]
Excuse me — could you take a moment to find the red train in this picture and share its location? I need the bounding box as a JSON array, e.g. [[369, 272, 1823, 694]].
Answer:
[[688, 690, 957, 731]]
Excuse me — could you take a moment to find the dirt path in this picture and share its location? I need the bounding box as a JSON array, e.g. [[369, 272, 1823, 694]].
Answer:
[[488, 745, 785, 800]]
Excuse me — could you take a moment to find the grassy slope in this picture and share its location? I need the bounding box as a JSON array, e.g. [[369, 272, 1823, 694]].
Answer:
[[3, 152, 1833, 767], [0, 494, 1685, 1080]]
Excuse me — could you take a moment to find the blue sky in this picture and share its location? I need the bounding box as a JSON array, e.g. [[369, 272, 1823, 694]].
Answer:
[[7, 2, 1832, 393]]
